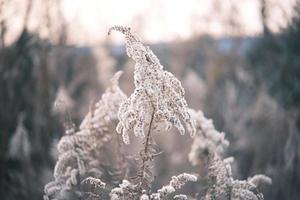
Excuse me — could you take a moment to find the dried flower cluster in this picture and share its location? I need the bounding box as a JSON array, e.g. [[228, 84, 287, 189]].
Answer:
[[109, 173, 197, 200], [109, 26, 196, 145], [204, 154, 272, 200], [188, 109, 229, 166], [44, 72, 126, 200], [156, 173, 197, 198], [187, 108, 271, 200], [44, 26, 271, 200], [45, 70, 197, 200]]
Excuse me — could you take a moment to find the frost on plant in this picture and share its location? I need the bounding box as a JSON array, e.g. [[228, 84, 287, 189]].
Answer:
[[109, 173, 197, 200], [155, 173, 197, 199], [188, 109, 229, 166], [44, 26, 272, 200], [108, 25, 196, 144], [188, 109, 271, 200], [109, 180, 138, 200], [44, 71, 126, 200], [173, 194, 188, 200], [203, 154, 272, 200]]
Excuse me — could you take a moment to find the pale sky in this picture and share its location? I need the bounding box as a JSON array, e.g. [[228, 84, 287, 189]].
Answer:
[[2, 0, 297, 45]]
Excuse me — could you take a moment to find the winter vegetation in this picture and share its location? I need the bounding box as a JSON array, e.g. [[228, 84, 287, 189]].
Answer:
[[43, 26, 271, 199], [1, 1, 300, 200]]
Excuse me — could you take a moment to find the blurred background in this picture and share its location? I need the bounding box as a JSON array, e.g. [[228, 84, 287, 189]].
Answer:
[[0, 0, 299, 199]]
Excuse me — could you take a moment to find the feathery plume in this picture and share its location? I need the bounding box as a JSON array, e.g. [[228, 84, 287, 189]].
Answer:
[[204, 154, 271, 200], [44, 71, 126, 200], [109, 25, 196, 144], [188, 109, 229, 166]]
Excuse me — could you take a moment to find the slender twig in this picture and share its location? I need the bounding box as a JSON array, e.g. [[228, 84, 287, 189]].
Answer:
[[139, 103, 155, 190]]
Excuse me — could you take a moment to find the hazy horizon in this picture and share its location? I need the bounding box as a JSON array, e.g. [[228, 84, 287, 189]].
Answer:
[[2, 0, 297, 45]]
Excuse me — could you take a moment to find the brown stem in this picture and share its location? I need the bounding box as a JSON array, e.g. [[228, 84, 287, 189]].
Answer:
[[139, 105, 155, 190]]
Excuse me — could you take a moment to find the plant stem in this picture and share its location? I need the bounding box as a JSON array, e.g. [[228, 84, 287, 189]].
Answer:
[[139, 105, 155, 190]]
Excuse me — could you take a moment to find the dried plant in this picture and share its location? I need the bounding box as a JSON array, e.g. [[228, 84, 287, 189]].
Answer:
[[108, 26, 196, 144], [44, 71, 127, 200], [44, 26, 272, 200], [188, 109, 229, 166], [108, 25, 196, 191], [109, 173, 197, 200], [204, 154, 271, 200], [188, 108, 271, 200]]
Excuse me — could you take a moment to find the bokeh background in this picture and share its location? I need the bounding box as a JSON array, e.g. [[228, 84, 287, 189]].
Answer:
[[0, 0, 300, 199]]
